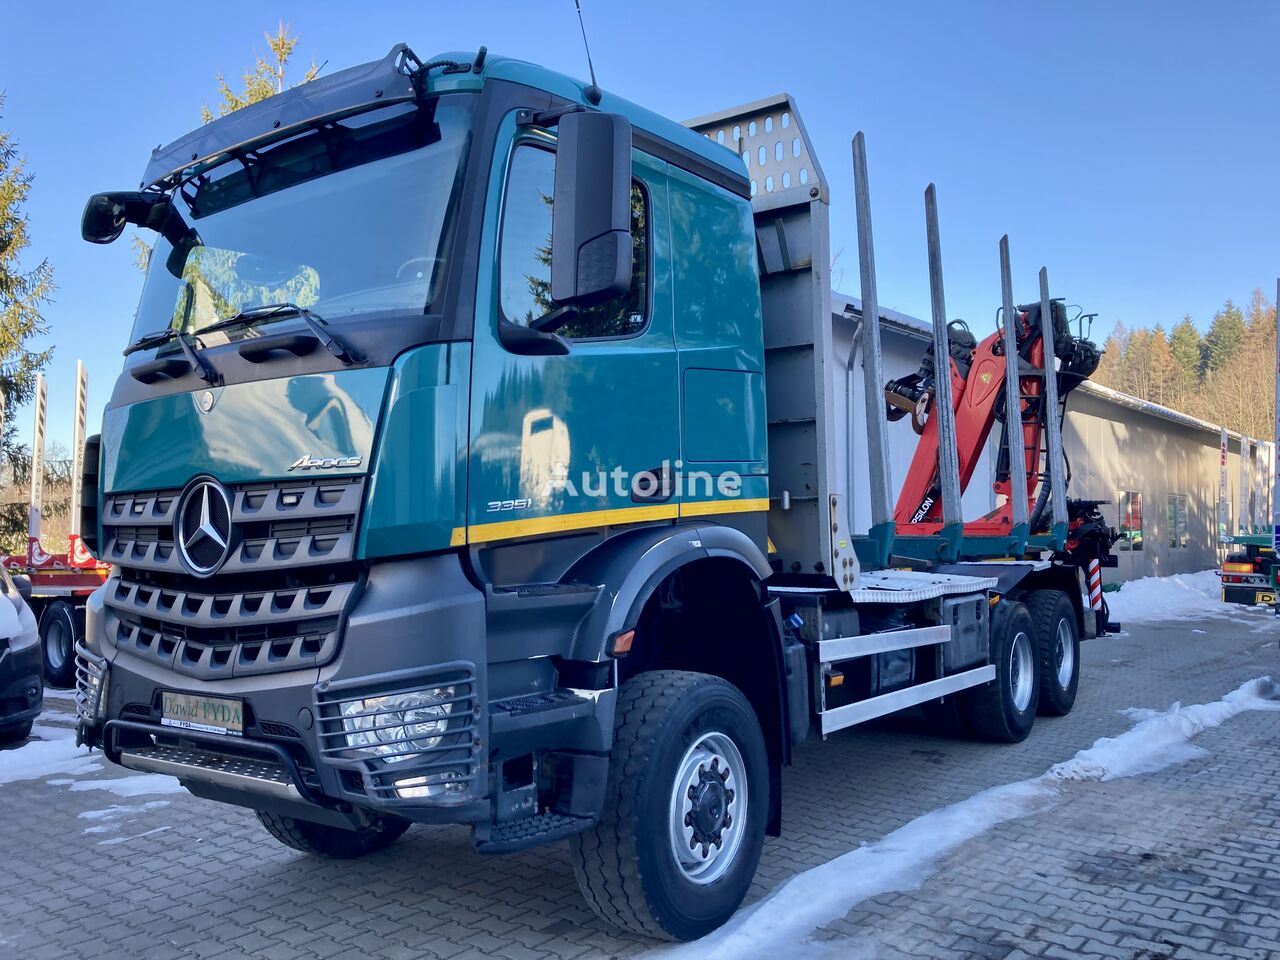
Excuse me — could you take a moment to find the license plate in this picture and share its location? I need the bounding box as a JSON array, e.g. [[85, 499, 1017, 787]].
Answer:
[[161, 691, 244, 737], [1259, 592, 1276, 604]]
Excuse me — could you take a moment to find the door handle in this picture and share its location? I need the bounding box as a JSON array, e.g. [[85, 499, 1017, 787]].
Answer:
[[631, 464, 675, 504]]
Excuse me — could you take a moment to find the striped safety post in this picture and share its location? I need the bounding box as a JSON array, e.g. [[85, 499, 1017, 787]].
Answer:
[[1087, 559, 1103, 611]]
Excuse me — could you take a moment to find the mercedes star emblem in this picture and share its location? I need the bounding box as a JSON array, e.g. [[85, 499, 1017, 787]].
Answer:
[[176, 479, 233, 575]]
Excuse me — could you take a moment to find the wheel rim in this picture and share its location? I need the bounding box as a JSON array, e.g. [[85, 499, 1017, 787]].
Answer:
[[1054, 618, 1075, 689], [1009, 630, 1034, 713], [46, 618, 72, 673], [667, 731, 748, 885]]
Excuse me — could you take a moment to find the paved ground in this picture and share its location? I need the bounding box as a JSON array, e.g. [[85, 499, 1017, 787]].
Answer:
[[1, 607, 1277, 960]]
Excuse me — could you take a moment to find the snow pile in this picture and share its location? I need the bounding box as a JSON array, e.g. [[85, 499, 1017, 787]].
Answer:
[[649, 675, 1280, 960], [1051, 677, 1280, 782], [0, 723, 101, 785], [1104, 569, 1235, 624]]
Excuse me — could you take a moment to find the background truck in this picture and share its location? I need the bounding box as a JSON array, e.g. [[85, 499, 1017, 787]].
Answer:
[[1, 365, 111, 688], [74, 45, 1116, 941], [1218, 422, 1280, 606]]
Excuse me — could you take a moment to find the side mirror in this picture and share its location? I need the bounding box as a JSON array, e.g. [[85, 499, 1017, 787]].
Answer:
[[550, 111, 632, 308], [81, 191, 170, 245], [11, 575, 31, 601], [79, 433, 102, 558]]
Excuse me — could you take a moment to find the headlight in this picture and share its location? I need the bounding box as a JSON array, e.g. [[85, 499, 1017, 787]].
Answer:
[[340, 687, 456, 763]]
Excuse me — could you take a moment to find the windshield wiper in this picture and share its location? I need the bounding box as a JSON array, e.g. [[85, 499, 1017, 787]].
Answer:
[[122, 328, 219, 384], [201, 303, 364, 365]]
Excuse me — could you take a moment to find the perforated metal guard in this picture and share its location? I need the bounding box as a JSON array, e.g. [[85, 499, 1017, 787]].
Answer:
[[686, 93, 827, 202]]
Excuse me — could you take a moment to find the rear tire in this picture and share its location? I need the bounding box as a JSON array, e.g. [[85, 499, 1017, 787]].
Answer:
[[963, 602, 1038, 743], [40, 601, 81, 689], [571, 670, 769, 941], [254, 810, 409, 859], [1026, 591, 1079, 717]]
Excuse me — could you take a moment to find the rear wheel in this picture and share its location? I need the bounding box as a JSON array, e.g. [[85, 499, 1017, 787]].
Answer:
[[1026, 591, 1079, 717], [571, 670, 768, 941], [40, 601, 81, 689], [254, 810, 410, 859], [963, 602, 1038, 743]]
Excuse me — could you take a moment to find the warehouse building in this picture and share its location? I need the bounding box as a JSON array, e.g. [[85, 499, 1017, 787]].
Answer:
[[837, 295, 1271, 581]]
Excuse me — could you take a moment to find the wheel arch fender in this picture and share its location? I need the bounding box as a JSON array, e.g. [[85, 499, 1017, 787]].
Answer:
[[564, 523, 793, 836], [564, 522, 772, 663]]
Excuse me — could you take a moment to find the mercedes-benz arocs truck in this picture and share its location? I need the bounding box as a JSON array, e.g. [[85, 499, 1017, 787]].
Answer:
[[74, 45, 1116, 941]]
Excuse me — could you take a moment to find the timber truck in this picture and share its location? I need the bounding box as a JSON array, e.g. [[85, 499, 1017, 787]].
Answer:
[[1, 367, 112, 689], [74, 45, 1117, 941]]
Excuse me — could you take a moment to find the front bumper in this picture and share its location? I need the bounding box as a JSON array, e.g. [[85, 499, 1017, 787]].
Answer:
[[81, 553, 490, 825], [0, 636, 42, 731]]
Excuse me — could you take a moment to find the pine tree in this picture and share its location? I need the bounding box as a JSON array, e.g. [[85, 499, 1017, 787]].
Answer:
[[200, 22, 319, 123], [0, 94, 55, 549], [1168, 315, 1202, 380], [1204, 299, 1246, 373]]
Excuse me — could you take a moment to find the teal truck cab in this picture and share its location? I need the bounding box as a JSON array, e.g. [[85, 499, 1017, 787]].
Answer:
[[75, 45, 1109, 940]]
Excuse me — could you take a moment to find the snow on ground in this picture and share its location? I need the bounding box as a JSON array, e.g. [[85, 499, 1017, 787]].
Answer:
[[1103, 569, 1252, 624], [0, 717, 180, 795], [80, 800, 173, 837], [648, 676, 1280, 960], [79, 800, 171, 825], [68, 774, 184, 797], [0, 723, 100, 785]]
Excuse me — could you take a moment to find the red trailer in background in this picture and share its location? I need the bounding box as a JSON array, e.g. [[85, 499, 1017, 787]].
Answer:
[[3, 365, 110, 687]]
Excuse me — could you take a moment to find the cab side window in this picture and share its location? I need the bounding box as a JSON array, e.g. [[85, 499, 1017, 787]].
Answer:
[[498, 144, 648, 340]]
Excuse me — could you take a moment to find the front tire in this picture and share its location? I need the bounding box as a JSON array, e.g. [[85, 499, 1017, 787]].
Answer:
[[254, 810, 409, 859], [963, 601, 1039, 743], [571, 670, 769, 941], [40, 601, 81, 689], [0, 720, 33, 745], [1026, 590, 1079, 717]]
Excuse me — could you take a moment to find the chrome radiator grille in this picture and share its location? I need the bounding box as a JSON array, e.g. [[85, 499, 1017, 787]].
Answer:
[[100, 476, 364, 678], [101, 477, 364, 575]]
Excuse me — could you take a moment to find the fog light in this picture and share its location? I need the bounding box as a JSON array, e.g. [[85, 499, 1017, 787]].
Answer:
[[394, 769, 467, 799], [341, 687, 456, 763]]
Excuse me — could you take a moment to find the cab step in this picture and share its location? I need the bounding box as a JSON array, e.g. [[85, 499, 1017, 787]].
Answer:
[[475, 811, 594, 854]]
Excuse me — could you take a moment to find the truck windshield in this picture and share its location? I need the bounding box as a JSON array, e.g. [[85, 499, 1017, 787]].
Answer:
[[130, 94, 474, 345]]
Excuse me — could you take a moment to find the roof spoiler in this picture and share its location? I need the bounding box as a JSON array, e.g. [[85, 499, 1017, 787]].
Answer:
[[142, 43, 432, 189]]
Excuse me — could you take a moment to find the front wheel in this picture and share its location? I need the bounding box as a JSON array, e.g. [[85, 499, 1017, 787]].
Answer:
[[571, 670, 769, 941], [0, 720, 33, 745], [255, 810, 410, 859]]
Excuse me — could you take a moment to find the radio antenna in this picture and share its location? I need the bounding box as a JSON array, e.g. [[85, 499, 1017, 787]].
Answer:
[[574, 0, 602, 104]]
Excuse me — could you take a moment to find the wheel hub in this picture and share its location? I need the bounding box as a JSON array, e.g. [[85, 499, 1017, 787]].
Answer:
[[687, 760, 732, 844], [668, 732, 748, 884]]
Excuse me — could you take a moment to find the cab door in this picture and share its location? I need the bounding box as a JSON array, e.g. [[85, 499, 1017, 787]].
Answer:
[[466, 120, 679, 547]]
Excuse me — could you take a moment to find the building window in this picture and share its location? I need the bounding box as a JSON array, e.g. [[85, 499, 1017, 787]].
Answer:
[[1118, 491, 1143, 551], [498, 144, 648, 340], [1167, 494, 1189, 549]]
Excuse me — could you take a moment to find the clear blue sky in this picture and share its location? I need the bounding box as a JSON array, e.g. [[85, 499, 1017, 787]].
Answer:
[[3, 1, 1278, 446]]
